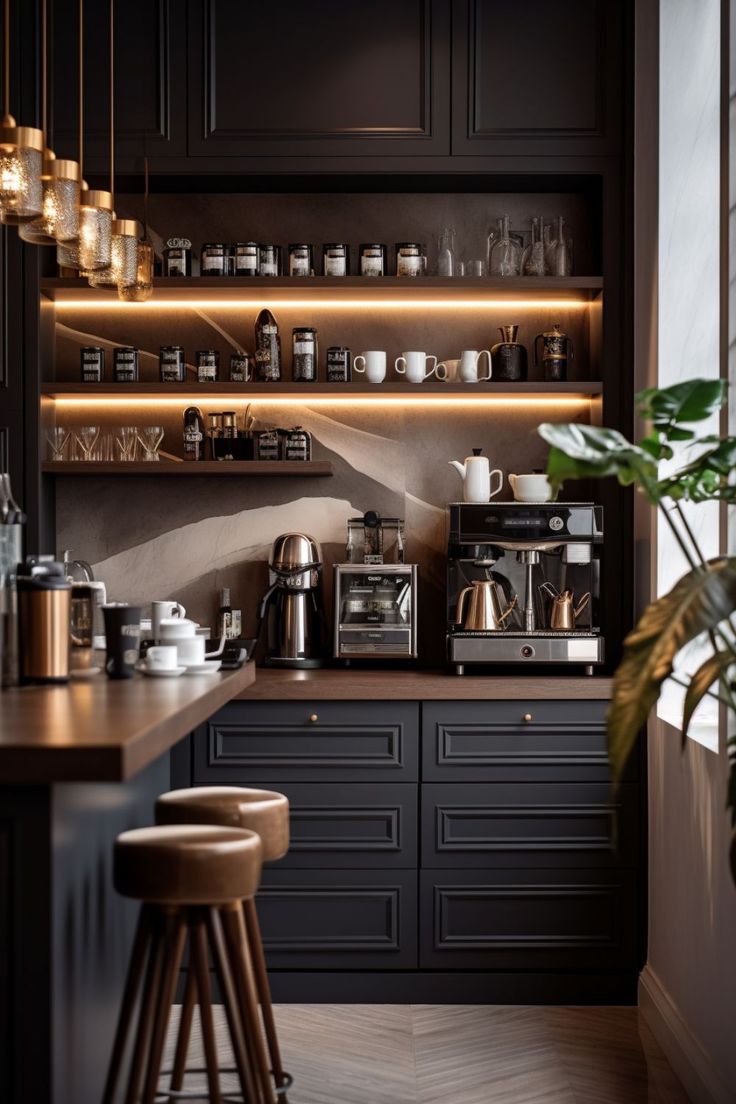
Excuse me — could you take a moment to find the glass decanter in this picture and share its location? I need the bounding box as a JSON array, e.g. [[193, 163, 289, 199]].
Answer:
[[545, 216, 574, 276], [489, 215, 522, 277], [522, 216, 547, 276]]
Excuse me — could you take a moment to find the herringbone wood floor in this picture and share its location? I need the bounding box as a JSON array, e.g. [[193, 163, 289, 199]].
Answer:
[[163, 1004, 691, 1103]]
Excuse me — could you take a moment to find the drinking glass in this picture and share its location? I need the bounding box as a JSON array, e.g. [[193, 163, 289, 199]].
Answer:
[[115, 425, 138, 461], [74, 425, 101, 461], [467, 258, 486, 277], [46, 426, 70, 461], [137, 425, 164, 462]]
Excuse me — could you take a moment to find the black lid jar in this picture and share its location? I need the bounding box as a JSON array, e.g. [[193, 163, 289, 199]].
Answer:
[[163, 237, 192, 277], [159, 345, 185, 383], [232, 241, 258, 276], [113, 346, 139, 383], [359, 243, 386, 277], [196, 349, 220, 382], [201, 242, 228, 276], [323, 243, 350, 276], [258, 244, 281, 277], [80, 346, 104, 382], [395, 242, 425, 277], [288, 243, 313, 277]]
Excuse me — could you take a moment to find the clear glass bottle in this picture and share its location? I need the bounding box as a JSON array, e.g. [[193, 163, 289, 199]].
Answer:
[[522, 216, 547, 276], [0, 473, 25, 687], [437, 227, 456, 277], [489, 215, 522, 277], [546, 215, 573, 276]]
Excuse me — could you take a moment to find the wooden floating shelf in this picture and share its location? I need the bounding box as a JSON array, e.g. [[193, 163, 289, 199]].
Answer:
[[41, 381, 602, 399], [42, 461, 334, 477], [40, 275, 604, 304]]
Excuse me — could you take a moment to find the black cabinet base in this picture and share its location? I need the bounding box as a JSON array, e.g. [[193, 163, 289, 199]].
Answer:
[[267, 970, 638, 1005]]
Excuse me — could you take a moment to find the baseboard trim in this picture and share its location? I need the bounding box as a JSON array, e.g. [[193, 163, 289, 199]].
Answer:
[[639, 966, 735, 1104]]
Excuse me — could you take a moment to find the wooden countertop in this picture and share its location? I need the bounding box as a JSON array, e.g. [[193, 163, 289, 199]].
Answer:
[[236, 667, 613, 701], [0, 663, 256, 784]]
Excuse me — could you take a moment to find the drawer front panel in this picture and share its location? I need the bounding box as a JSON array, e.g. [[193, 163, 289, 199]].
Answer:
[[422, 701, 621, 782], [422, 783, 639, 868], [259, 869, 417, 969], [420, 868, 637, 969], [246, 782, 417, 868], [193, 701, 419, 782]]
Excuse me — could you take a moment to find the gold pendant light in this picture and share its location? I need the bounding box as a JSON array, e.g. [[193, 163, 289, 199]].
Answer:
[[88, 0, 140, 289], [118, 156, 153, 301], [0, 0, 44, 223], [57, 0, 112, 271], [20, 0, 81, 245]]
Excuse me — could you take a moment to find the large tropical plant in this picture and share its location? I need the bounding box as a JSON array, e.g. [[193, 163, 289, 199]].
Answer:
[[538, 378, 736, 879]]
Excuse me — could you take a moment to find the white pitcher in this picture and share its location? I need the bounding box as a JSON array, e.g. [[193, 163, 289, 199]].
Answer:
[[448, 449, 503, 502]]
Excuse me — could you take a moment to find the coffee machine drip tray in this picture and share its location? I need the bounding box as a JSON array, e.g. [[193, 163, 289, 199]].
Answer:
[[449, 632, 605, 666]]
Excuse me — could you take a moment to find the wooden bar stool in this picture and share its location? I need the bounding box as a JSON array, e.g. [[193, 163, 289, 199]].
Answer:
[[155, 787, 290, 1100], [102, 823, 274, 1104]]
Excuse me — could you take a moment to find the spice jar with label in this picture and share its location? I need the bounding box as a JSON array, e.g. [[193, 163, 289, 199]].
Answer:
[[323, 243, 350, 276], [292, 327, 318, 382], [201, 242, 229, 276], [80, 346, 104, 382], [326, 346, 352, 382], [229, 352, 252, 382], [284, 426, 312, 462], [258, 244, 281, 277], [159, 345, 185, 383], [196, 349, 220, 382], [233, 241, 258, 276], [256, 429, 281, 460], [288, 243, 313, 277], [359, 243, 386, 277], [395, 242, 425, 277], [113, 347, 139, 383], [163, 237, 192, 277]]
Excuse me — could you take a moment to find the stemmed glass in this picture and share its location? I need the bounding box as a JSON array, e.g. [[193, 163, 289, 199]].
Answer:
[[115, 426, 138, 461], [137, 425, 164, 462], [74, 426, 100, 462], [46, 426, 70, 461]]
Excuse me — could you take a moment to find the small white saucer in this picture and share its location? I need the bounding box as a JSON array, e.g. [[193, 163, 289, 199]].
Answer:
[[138, 663, 187, 678], [184, 660, 222, 675]]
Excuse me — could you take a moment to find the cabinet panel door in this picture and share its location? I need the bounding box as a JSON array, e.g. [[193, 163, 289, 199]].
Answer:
[[246, 781, 418, 869], [52, 0, 187, 171], [421, 782, 639, 869], [422, 701, 622, 783], [452, 0, 623, 156], [187, 0, 451, 157], [420, 868, 638, 970], [259, 869, 417, 969], [192, 701, 419, 782]]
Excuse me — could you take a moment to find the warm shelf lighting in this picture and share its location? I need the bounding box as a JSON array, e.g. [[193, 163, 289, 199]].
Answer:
[[50, 297, 590, 311], [50, 394, 594, 409]]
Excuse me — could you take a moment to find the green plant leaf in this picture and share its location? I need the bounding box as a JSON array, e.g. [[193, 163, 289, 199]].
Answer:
[[657, 438, 736, 503], [538, 423, 658, 497], [607, 557, 736, 783], [636, 379, 727, 431], [681, 649, 735, 747]]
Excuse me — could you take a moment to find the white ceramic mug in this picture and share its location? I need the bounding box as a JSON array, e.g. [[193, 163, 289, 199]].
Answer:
[[436, 358, 459, 382], [151, 600, 186, 642], [145, 645, 179, 670], [354, 351, 387, 384], [394, 351, 440, 383], [158, 618, 225, 666], [458, 350, 492, 383]]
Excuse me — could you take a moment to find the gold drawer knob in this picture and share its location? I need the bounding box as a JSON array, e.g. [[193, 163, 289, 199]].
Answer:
[[523, 713, 533, 723], [309, 713, 319, 723]]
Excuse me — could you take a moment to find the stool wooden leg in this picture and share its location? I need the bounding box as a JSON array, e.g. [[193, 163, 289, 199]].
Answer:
[[243, 897, 288, 1097], [141, 909, 187, 1104], [101, 904, 153, 1104], [206, 907, 261, 1104], [124, 908, 166, 1104], [221, 902, 276, 1104], [169, 953, 197, 1095], [190, 910, 223, 1104]]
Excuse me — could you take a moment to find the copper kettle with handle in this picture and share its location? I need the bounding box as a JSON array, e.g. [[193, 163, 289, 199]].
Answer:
[[455, 580, 517, 632], [540, 582, 590, 630]]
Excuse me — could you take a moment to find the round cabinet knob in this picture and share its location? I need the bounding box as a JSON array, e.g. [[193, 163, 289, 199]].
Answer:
[[523, 713, 533, 723], [309, 713, 319, 723]]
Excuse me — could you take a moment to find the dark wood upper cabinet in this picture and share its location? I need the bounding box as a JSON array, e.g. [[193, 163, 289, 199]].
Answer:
[[452, 0, 623, 156], [187, 0, 451, 157], [51, 0, 187, 173]]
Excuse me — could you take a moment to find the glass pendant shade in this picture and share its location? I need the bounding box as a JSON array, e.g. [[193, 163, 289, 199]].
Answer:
[[118, 239, 154, 301], [87, 218, 141, 289], [19, 154, 80, 245], [0, 118, 44, 223]]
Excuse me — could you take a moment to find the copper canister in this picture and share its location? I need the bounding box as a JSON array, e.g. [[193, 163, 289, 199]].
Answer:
[[17, 560, 71, 683]]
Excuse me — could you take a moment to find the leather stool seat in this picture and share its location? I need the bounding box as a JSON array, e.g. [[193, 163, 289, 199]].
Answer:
[[156, 785, 289, 861], [114, 824, 262, 904]]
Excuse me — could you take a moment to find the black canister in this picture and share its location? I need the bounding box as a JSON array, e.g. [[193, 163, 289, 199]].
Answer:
[[201, 242, 228, 276], [490, 325, 528, 382], [395, 242, 424, 277], [288, 243, 313, 277], [292, 327, 318, 382], [196, 349, 220, 382], [359, 243, 386, 277], [229, 352, 253, 382], [323, 243, 350, 276], [113, 346, 139, 383], [256, 429, 281, 460], [80, 346, 104, 382], [326, 346, 352, 382], [534, 323, 574, 382], [163, 237, 192, 277], [233, 241, 258, 276], [258, 244, 281, 277], [284, 426, 312, 462], [159, 345, 185, 383]]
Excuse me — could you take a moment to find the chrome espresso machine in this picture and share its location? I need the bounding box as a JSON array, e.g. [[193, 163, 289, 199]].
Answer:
[[447, 502, 604, 674]]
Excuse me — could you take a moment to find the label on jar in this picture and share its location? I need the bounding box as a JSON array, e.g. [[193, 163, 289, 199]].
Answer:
[[161, 366, 182, 382], [198, 366, 217, 382], [361, 254, 383, 276], [260, 261, 278, 276], [167, 258, 185, 276], [229, 355, 250, 381], [397, 254, 422, 276], [202, 255, 223, 273], [324, 255, 346, 276], [290, 257, 310, 276], [293, 341, 314, 355]]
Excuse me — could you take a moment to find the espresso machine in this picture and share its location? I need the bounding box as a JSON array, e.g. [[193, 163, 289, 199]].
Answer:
[[334, 512, 418, 660], [259, 533, 326, 667], [447, 502, 604, 674]]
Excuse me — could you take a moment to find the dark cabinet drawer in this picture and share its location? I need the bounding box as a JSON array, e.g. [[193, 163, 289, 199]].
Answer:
[[245, 782, 417, 869], [258, 869, 417, 969], [422, 701, 622, 782], [420, 868, 638, 970], [421, 783, 639, 869], [193, 702, 419, 782]]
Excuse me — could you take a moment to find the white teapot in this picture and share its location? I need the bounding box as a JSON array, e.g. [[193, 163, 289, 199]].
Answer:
[[449, 449, 503, 503]]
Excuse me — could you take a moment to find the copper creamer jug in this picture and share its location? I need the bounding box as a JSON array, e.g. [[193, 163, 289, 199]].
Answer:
[[540, 582, 590, 630]]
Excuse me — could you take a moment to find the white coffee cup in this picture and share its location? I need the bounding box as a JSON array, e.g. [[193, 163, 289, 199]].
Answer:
[[458, 350, 492, 383], [436, 358, 459, 382], [395, 351, 440, 383], [151, 600, 186, 642], [158, 618, 226, 665], [145, 645, 178, 670], [509, 473, 554, 503], [354, 351, 387, 384]]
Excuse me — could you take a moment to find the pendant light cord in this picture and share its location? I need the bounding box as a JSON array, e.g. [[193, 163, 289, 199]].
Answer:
[[41, 0, 47, 139], [4, 0, 10, 120], [143, 155, 149, 240], [78, 0, 83, 182], [109, 0, 114, 203]]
